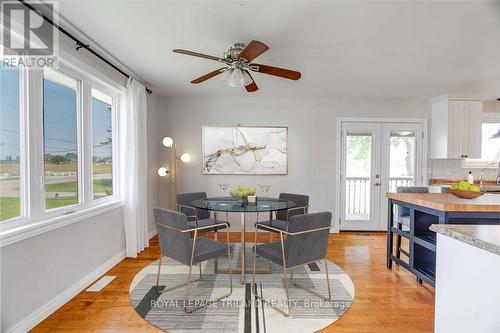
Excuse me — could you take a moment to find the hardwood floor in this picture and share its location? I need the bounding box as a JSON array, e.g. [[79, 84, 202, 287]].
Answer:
[[32, 232, 434, 333]]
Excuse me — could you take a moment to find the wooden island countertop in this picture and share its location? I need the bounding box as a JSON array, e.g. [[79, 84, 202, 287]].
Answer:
[[386, 192, 500, 212]]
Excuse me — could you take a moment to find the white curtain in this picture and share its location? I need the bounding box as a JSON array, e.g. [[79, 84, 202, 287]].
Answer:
[[120, 77, 149, 257]]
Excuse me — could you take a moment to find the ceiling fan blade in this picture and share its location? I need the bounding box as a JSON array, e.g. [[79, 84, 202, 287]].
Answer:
[[191, 68, 227, 84], [245, 72, 258, 92], [251, 64, 301, 80], [173, 49, 227, 63], [238, 40, 269, 62]]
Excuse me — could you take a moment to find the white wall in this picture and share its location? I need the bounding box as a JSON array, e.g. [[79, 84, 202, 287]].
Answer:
[[0, 208, 125, 332], [154, 96, 430, 231]]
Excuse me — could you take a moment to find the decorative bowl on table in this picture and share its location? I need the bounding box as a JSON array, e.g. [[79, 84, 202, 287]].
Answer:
[[448, 188, 485, 199], [448, 180, 485, 199], [229, 185, 256, 205]]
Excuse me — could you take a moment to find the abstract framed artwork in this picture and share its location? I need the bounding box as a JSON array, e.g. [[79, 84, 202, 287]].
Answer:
[[202, 126, 288, 175]]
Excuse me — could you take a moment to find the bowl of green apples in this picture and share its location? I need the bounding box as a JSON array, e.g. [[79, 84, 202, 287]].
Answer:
[[448, 180, 485, 199], [229, 184, 256, 203]]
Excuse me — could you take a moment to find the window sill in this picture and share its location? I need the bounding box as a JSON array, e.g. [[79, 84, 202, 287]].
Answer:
[[0, 200, 123, 247]]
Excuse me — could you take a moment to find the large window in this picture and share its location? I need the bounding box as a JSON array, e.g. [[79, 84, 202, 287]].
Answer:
[[92, 89, 113, 199], [0, 65, 21, 221], [43, 67, 79, 210], [481, 123, 500, 162], [0, 59, 121, 232]]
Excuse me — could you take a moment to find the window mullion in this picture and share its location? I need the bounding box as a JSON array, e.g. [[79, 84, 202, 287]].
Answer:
[[82, 81, 92, 206], [26, 67, 45, 221], [18, 62, 28, 219]]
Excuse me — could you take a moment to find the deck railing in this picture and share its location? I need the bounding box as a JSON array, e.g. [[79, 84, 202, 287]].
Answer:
[[345, 176, 414, 219]]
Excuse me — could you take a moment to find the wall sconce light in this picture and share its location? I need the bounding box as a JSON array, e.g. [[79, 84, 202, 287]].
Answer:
[[157, 167, 169, 177], [159, 136, 191, 209], [158, 137, 190, 173], [162, 136, 174, 148], [179, 153, 191, 163]]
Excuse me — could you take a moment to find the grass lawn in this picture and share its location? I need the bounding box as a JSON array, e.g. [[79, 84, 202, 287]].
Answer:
[[0, 196, 78, 221], [46, 197, 77, 209], [45, 179, 112, 193], [0, 197, 20, 221]]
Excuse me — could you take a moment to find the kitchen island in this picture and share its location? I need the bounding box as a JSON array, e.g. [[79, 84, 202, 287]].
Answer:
[[386, 192, 500, 286], [431, 225, 500, 333]]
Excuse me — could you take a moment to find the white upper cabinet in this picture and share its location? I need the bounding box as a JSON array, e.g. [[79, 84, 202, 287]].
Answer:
[[431, 96, 483, 159]]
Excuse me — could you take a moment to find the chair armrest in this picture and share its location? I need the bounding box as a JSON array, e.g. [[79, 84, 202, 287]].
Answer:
[[183, 222, 230, 233], [156, 222, 230, 234], [177, 204, 197, 215], [255, 222, 285, 234], [286, 226, 331, 236], [255, 222, 330, 236], [286, 205, 309, 220]]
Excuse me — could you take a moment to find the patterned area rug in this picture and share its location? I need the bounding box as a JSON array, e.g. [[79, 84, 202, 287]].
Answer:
[[129, 244, 354, 333]]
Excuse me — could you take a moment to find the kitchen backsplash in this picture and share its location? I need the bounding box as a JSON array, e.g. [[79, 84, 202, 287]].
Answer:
[[429, 159, 499, 181]]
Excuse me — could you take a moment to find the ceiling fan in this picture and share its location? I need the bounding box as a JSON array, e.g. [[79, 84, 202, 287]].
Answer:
[[173, 40, 301, 92]]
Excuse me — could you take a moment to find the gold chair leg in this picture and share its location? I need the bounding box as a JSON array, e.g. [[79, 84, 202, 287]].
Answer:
[[290, 259, 332, 301], [252, 231, 291, 317], [268, 211, 273, 272], [184, 230, 233, 313], [155, 252, 201, 294], [214, 230, 219, 272], [214, 211, 219, 272]]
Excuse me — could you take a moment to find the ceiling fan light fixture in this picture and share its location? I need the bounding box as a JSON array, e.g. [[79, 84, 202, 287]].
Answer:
[[241, 70, 253, 86], [222, 67, 253, 88], [173, 40, 300, 92]]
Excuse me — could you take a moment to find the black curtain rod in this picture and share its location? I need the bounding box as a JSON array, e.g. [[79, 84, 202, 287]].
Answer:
[[18, 0, 152, 94]]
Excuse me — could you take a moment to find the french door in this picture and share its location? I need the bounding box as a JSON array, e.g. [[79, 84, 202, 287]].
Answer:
[[339, 121, 425, 231]]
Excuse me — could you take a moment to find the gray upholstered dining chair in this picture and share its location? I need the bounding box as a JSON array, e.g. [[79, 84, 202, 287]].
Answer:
[[252, 212, 332, 317], [177, 192, 230, 233], [154, 208, 232, 313], [395, 186, 429, 260], [258, 193, 309, 232]]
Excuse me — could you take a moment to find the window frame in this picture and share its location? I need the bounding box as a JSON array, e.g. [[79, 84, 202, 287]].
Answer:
[[462, 112, 500, 169], [0, 54, 27, 225], [480, 112, 500, 163], [0, 55, 124, 234], [90, 85, 119, 203], [42, 65, 83, 214]]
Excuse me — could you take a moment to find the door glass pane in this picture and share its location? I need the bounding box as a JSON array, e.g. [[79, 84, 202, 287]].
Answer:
[[345, 134, 371, 220], [43, 67, 79, 209], [0, 65, 21, 221], [91, 89, 113, 199], [389, 131, 416, 192]]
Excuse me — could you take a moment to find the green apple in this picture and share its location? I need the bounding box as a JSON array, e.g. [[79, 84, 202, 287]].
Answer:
[[469, 184, 481, 192]]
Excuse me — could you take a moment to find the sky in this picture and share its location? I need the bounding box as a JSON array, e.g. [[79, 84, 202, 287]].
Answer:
[[0, 66, 20, 161], [0, 67, 112, 161]]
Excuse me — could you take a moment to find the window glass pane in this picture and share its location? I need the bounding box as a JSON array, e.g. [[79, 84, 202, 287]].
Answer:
[[389, 131, 416, 192], [43, 67, 79, 209], [481, 123, 500, 162], [0, 65, 21, 221], [91, 88, 113, 199], [345, 134, 371, 220]]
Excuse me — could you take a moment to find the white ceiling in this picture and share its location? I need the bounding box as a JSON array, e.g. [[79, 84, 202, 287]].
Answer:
[[55, 0, 500, 99]]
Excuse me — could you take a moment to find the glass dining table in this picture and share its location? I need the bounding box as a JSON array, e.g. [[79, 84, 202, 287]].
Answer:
[[190, 196, 296, 284]]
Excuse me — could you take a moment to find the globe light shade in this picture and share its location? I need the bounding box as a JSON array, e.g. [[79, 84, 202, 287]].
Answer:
[[179, 153, 191, 163], [222, 68, 253, 88], [162, 136, 173, 147], [157, 167, 168, 177]]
